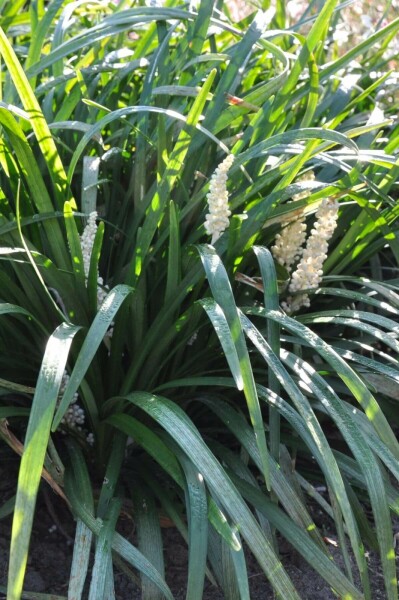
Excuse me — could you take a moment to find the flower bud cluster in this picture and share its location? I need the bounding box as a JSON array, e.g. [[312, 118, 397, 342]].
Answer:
[[282, 199, 339, 312], [62, 403, 85, 429], [80, 212, 110, 312], [271, 172, 316, 273], [271, 219, 307, 273], [97, 278, 108, 307], [292, 170, 315, 202], [59, 370, 78, 402], [204, 154, 234, 244], [58, 371, 95, 445], [80, 211, 98, 278], [59, 370, 84, 430]]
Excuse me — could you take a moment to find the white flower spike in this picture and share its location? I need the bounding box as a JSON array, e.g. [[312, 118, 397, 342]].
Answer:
[[271, 219, 307, 274], [80, 211, 110, 310], [283, 198, 339, 313], [80, 211, 98, 277], [204, 154, 234, 244]]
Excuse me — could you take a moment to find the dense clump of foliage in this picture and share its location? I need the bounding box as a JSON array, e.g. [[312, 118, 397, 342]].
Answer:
[[0, 0, 398, 598]]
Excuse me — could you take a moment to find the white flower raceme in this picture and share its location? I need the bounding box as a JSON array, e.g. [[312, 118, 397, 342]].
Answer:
[[80, 211, 98, 278], [271, 171, 315, 273], [80, 211, 109, 309], [271, 219, 307, 274], [282, 199, 339, 313], [204, 154, 234, 244]]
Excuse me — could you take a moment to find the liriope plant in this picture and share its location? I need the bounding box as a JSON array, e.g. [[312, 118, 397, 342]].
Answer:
[[0, 0, 398, 599]]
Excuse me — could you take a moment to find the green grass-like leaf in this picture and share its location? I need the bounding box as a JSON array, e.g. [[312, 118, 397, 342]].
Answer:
[[8, 323, 79, 600], [0, 26, 73, 209], [121, 391, 301, 600], [198, 244, 271, 490], [52, 284, 133, 430]]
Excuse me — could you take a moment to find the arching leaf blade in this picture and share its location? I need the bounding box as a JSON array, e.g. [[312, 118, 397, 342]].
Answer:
[[8, 322, 80, 600]]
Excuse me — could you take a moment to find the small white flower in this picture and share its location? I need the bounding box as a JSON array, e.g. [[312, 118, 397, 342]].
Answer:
[[339, 74, 361, 94], [366, 104, 385, 126], [97, 275, 108, 307], [204, 154, 234, 244], [187, 331, 198, 346], [286, 0, 304, 21], [86, 433, 95, 446], [332, 24, 350, 45], [361, 15, 373, 31]]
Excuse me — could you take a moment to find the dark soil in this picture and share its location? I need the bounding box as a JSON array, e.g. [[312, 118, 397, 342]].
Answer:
[[0, 448, 396, 599]]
